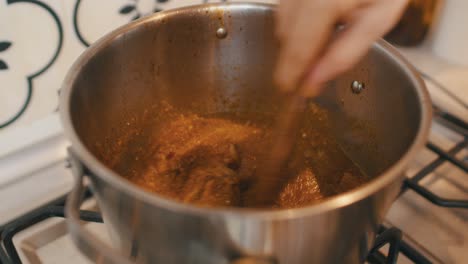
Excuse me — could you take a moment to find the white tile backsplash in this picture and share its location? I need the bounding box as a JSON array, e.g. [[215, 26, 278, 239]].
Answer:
[[0, 0, 277, 136]]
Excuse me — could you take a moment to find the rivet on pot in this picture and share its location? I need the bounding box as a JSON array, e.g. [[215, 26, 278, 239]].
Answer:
[[351, 80, 365, 94], [216, 27, 228, 39]]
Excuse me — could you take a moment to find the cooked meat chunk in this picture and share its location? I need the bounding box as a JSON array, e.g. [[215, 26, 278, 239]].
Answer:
[[182, 161, 240, 206], [277, 169, 323, 208], [134, 114, 267, 207]]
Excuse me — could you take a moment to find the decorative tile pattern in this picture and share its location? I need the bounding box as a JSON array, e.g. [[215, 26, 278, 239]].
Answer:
[[0, 0, 63, 131], [0, 41, 12, 70], [0, 0, 276, 134]]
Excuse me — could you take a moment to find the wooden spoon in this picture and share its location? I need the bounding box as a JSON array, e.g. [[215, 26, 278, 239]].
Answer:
[[249, 86, 310, 207]]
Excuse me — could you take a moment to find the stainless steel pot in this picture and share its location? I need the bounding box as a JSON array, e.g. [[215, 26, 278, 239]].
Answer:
[[60, 3, 432, 264]]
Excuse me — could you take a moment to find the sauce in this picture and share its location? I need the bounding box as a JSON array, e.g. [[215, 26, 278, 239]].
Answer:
[[107, 102, 370, 209]]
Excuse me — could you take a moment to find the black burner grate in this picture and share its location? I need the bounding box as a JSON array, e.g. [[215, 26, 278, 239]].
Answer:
[[0, 106, 466, 264], [0, 193, 411, 264], [0, 190, 100, 264], [402, 105, 468, 208]]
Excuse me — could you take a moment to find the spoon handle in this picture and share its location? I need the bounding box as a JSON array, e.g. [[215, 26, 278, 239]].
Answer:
[[251, 92, 308, 206]]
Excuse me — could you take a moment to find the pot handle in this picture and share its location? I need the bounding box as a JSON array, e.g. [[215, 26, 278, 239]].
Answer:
[[66, 148, 276, 264], [66, 148, 134, 264]]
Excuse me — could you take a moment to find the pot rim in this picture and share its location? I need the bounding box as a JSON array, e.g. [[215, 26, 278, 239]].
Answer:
[[60, 2, 432, 220]]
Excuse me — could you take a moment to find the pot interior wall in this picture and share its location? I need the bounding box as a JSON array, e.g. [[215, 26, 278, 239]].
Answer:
[[69, 5, 422, 185]]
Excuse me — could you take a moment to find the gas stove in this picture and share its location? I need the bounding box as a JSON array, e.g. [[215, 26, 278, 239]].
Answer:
[[0, 46, 467, 263]]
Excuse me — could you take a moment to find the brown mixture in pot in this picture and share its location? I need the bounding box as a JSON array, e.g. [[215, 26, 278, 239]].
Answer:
[[117, 102, 370, 209]]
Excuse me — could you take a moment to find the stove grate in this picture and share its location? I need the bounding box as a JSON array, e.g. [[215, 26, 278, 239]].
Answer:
[[402, 106, 468, 208], [0, 194, 415, 264], [0, 190, 97, 264]]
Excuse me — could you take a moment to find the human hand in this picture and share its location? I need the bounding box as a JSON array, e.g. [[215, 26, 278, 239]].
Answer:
[[275, 0, 409, 96]]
